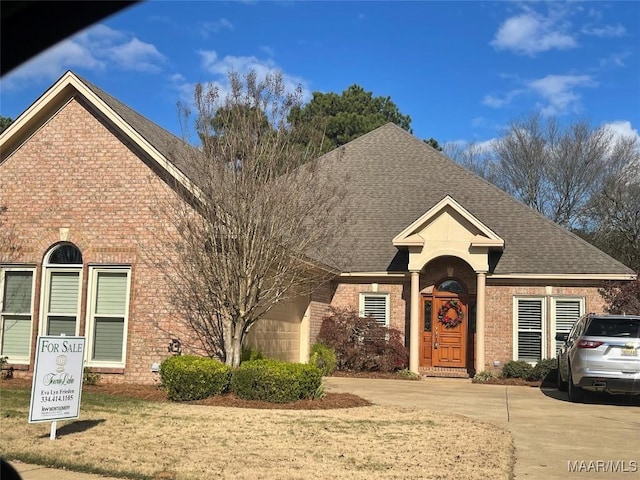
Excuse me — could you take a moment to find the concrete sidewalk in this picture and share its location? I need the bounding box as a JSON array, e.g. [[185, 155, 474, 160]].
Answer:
[[8, 461, 122, 480]]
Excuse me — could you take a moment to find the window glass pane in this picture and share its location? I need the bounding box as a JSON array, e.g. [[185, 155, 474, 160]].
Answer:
[[424, 301, 432, 332], [437, 279, 466, 294], [1, 315, 31, 358], [49, 245, 83, 264], [586, 318, 640, 338], [49, 272, 79, 314], [93, 317, 124, 362], [47, 316, 76, 336], [95, 272, 127, 315], [518, 300, 542, 330], [518, 332, 542, 362], [363, 296, 387, 326], [555, 300, 581, 352], [3, 271, 33, 313]]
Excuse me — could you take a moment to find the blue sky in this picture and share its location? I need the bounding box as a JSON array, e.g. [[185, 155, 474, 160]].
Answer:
[[1, 1, 639, 148]]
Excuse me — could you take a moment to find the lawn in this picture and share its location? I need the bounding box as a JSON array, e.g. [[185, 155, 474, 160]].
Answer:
[[0, 381, 514, 480]]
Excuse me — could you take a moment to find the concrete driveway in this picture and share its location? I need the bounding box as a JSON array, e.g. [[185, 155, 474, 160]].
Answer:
[[324, 377, 640, 480]]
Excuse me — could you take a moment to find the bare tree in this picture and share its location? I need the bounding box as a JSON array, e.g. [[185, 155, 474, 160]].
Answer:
[[157, 71, 347, 368]]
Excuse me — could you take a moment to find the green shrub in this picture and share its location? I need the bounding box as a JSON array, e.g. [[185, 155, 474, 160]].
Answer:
[[527, 358, 557, 382], [395, 369, 421, 380], [240, 346, 265, 363], [309, 343, 337, 376], [472, 370, 494, 383], [231, 359, 323, 403], [160, 355, 232, 401], [83, 367, 101, 386], [501, 360, 533, 379]]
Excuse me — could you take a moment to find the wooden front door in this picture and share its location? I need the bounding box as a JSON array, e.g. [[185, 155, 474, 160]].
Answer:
[[432, 297, 467, 368]]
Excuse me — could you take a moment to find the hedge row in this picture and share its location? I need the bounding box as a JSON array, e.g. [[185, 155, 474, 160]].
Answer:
[[159, 355, 322, 403]]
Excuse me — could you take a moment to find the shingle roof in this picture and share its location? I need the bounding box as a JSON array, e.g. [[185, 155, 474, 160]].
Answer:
[[312, 123, 634, 276]]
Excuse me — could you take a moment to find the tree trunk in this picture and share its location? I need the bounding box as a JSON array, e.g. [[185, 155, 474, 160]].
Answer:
[[223, 317, 246, 368]]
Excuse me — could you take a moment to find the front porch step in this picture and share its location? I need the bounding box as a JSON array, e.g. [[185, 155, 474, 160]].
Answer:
[[420, 367, 470, 379]]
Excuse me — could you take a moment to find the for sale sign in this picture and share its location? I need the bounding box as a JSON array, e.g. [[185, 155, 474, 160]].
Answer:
[[29, 336, 85, 423]]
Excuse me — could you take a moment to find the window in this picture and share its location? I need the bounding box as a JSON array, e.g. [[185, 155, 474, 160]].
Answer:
[[514, 298, 545, 363], [86, 268, 130, 366], [551, 298, 584, 355], [514, 296, 586, 362], [41, 244, 83, 337], [359, 293, 390, 327], [1, 268, 35, 363]]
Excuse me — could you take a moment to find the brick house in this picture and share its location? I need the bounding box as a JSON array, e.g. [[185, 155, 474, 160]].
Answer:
[[1, 71, 635, 383]]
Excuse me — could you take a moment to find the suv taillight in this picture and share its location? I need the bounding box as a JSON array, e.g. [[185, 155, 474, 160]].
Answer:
[[577, 340, 603, 349]]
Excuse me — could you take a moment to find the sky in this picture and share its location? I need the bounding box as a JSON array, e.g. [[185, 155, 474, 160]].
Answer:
[[1, 0, 639, 148]]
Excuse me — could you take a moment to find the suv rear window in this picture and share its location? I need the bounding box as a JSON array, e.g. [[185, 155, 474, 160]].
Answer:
[[585, 318, 640, 338]]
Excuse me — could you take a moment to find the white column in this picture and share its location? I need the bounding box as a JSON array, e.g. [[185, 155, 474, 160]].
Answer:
[[475, 271, 487, 373], [409, 270, 420, 373]]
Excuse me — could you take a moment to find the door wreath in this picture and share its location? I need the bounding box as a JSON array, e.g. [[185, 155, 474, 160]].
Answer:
[[438, 300, 464, 328]]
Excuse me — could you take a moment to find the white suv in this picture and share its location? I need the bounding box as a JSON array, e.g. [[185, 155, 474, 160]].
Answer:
[[556, 314, 640, 402]]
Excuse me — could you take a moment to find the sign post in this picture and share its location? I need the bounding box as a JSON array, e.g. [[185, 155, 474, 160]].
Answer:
[[29, 336, 85, 439]]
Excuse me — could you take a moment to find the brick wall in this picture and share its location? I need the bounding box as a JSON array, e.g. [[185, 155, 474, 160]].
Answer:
[[0, 98, 194, 384]]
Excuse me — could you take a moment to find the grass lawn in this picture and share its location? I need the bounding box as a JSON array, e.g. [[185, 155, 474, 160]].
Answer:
[[0, 381, 514, 480]]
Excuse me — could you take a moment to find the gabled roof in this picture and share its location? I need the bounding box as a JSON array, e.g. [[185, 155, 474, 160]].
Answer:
[[0, 70, 200, 192], [313, 123, 635, 278]]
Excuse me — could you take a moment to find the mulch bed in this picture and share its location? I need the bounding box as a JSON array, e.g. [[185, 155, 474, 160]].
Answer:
[[0, 377, 371, 410]]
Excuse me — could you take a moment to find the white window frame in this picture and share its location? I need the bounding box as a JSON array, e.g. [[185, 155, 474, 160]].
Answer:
[[550, 297, 585, 358], [39, 267, 83, 337], [85, 266, 131, 368], [512, 297, 546, 364], [359, 292, 390, 327], [0, 266, 36, 364]]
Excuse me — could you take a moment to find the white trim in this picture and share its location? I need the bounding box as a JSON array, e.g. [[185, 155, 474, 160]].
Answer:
[[0, 266, 36, 364], [393, 195, 504, 248], [340, 272, 409, 278], [359, 292, 391, 327], [491, 273, 636, 281], [85, 266, 131, 368]]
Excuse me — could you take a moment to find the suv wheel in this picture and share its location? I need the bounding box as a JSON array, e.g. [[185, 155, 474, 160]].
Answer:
[[567, 367, 584, 403], [557, 362, 567, 392]]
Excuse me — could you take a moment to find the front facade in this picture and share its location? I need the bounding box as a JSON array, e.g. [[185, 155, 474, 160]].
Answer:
[[1, 72, 635, 383]]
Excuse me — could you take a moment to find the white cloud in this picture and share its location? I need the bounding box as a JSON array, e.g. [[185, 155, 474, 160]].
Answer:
[[197, 50, 311, 101], [527, 74, 597, 115], [581, 23, 626, 38], [108, 38, 166, 72], [2, 24, 165, 89], [603, 121, 640, 143], [482, 89, 524, 108], [491, 11, 577, 55], [599, 51, 630, 68], [199, 18, 234, 37]]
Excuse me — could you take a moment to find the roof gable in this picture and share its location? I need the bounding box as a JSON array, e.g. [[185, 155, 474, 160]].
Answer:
[[0, 70, 198, 194]]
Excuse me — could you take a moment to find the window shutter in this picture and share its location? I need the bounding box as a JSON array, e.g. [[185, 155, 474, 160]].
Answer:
[[95, 272, 127, 315], [1, 316, 31, 357], [555, 300, 581, 352], [517, 299, 542, 362], [363, 295, 388, 326], [48, 272, 80, 314], [3, 271, 33, 313]]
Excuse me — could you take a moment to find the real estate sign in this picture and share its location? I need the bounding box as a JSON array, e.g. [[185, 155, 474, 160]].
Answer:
[[29, 336, 85, 423]]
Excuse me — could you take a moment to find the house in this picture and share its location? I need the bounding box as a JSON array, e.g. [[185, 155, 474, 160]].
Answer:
[[1, 71, 635, 383]]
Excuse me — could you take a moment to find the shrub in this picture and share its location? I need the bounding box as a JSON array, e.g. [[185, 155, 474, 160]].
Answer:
[[317, 307, 408, 372], [240, 346, 265, 363], [396, 368, 421, 380], [527, 358, 557, 382], [501, 360, 533, 379], [472, 370, 494, 383], [0, 356, 13, 379], [231, 359, 322, 403], [160, 355, 232, 401], [83, 367, 101, 386], [309, 343, 337, 376]]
